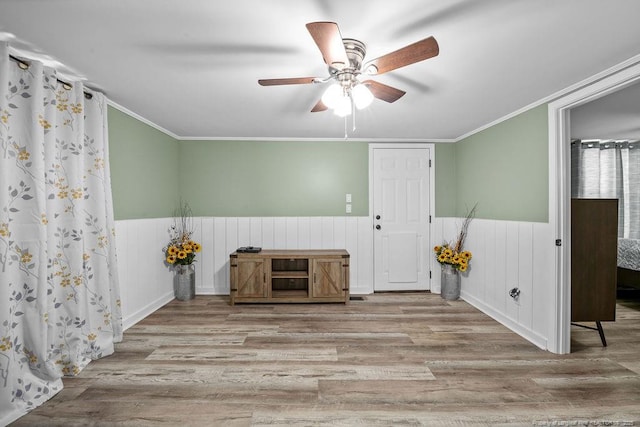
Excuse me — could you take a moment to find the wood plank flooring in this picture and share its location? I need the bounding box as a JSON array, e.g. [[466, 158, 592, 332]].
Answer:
[[11, 293, 640, 426]]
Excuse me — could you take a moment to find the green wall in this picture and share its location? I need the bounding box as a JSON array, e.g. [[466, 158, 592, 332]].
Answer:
[[453, 104, 549, 222], [108, 106, 180, 220], [108, 104, 549, 222], [108, 106, 367, 219], [178, 140, 368, 216], [434, 143, 457, 217]]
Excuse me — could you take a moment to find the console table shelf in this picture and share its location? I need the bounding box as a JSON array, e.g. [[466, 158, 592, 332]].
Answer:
[[229, 249, 350, 305], [271, 271, 309, 278]]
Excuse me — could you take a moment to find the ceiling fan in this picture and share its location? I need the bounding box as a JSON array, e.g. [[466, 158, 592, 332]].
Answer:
[[258, 21, 439, 117]]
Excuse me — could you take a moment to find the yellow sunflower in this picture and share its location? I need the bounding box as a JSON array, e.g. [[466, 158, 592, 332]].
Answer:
[[177, 250, 188, 259], [166, 255, 177, 264], [193, 242, 202, 253], [167, 246, 178, 255]]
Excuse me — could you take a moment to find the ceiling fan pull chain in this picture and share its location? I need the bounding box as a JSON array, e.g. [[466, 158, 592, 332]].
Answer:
[[352, 98, 357, 132], [344, 116, 348, 140]]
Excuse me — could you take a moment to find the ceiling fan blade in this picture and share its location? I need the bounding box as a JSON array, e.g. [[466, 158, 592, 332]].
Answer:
[[258, 77, 318, 86], [364, 36, 439, 75], [306, 21, 350, 70], [311, 99, 328, 112], [363, 80, 406, 103]]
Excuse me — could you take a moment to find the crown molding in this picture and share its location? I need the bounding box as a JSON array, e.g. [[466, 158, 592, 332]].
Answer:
[[106, 99, 180, 140]]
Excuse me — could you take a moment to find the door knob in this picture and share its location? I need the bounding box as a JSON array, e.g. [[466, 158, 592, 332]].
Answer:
[[375, 215, 381, 220], [375, 224, 381, 230]]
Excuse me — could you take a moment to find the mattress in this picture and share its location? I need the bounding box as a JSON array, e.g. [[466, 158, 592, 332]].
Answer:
[[618, 238, 640, 271]]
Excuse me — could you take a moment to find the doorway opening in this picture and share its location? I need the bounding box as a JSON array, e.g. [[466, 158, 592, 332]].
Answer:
[[548, 56, 640, 354]]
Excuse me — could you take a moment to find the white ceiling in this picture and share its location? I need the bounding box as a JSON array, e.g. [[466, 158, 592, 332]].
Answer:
[[571, 80, 640, 141], [2, 0, 640, 141]]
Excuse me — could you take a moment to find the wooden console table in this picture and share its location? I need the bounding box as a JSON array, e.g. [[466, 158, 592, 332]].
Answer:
[[229, 249, 349, 305]]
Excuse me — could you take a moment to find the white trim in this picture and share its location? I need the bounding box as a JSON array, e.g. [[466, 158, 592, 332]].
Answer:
[[462, 291, 548, 350], [180, 136, 455, 143], [547, 56, 640, 354], [368, 143, 436, 291], [548, 104, 571, 355], [107, 99, 181, 140], [429, 147, 436, 289], [122, 292, 174, 331]]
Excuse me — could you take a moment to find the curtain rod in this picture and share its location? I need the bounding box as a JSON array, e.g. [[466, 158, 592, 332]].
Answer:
[[9, 54, 93, 100]]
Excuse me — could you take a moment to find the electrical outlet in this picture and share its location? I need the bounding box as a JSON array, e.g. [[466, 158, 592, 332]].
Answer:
[[346, 204, 352, 214], [346, 193, 352, 203], [509, 287, 521, 305]]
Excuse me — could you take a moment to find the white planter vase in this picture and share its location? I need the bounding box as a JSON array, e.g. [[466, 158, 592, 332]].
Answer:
[[440, 264, 460, 301]]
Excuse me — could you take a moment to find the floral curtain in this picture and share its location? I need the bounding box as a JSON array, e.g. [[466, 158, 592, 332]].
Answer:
[[571, 139, 640, 239], [0, 43, 122, 423]]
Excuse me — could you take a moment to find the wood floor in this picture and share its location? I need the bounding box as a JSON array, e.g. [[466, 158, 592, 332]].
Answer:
[[12, 293, 640, 426]]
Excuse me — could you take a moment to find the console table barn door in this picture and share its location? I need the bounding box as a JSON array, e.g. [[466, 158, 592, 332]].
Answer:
[[230, 249, 350, 305]]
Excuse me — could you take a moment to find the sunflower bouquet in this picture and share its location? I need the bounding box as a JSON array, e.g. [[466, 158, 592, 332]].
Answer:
[[164, 202, 201, 266], [433, 244, 472, 272], [434, 203, 477, 272], [165, 236, 201, 265]]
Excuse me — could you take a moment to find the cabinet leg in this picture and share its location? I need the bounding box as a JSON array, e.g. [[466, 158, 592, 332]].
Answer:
[[596, 321, 607, 347], [571, 321, 608, 347]]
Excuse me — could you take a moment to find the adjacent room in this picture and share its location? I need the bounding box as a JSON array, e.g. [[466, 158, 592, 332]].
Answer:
[[2, 1, 640, 425]]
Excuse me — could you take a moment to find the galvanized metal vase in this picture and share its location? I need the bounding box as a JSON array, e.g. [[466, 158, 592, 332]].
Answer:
[[440, 264, 461, 301], [174, 264, 195, 301]]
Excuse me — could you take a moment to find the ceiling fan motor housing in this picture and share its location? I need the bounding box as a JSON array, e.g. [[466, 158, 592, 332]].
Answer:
[[330, 38, 367, 90], [343, 38, 366, 70]]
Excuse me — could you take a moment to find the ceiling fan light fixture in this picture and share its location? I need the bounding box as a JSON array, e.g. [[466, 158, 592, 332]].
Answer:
[[321, 83, 342, 109], [352, 83, 374, 110], [333, 95, 352, 117]]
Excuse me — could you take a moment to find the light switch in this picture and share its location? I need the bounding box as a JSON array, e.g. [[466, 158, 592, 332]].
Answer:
[[346, 204, 352, 214], [346, 193, 352, 203]]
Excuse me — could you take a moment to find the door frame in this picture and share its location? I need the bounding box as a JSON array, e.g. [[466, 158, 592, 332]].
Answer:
[[369, 143, 436, 292], [548, 54, 640, 354]]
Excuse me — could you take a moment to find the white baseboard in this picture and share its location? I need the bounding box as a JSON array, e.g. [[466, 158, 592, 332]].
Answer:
[[122, 291, 174, 331], [461, 290, 548, 350]]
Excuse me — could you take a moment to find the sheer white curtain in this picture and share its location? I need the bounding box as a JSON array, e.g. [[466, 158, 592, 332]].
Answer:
[[0, 43, 122, 423], [571, 139, 640, 239]]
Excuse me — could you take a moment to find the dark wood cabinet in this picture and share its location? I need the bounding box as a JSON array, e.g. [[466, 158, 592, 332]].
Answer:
[[571, 199, 618, 323]]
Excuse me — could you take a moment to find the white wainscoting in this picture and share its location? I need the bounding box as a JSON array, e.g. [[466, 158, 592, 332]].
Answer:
[[115, 218, 176, 330], [116, 216, 554, 351], [432, 217, 554, 349], [115, 216, 374, 329], [191, 216, 374, 295]]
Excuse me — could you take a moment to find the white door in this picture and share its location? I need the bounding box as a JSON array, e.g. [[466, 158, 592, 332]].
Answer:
[[372, 147, 431, 291]]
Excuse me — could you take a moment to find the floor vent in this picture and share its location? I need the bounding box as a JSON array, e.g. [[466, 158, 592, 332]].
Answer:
[[349, 295, 366, 301]]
